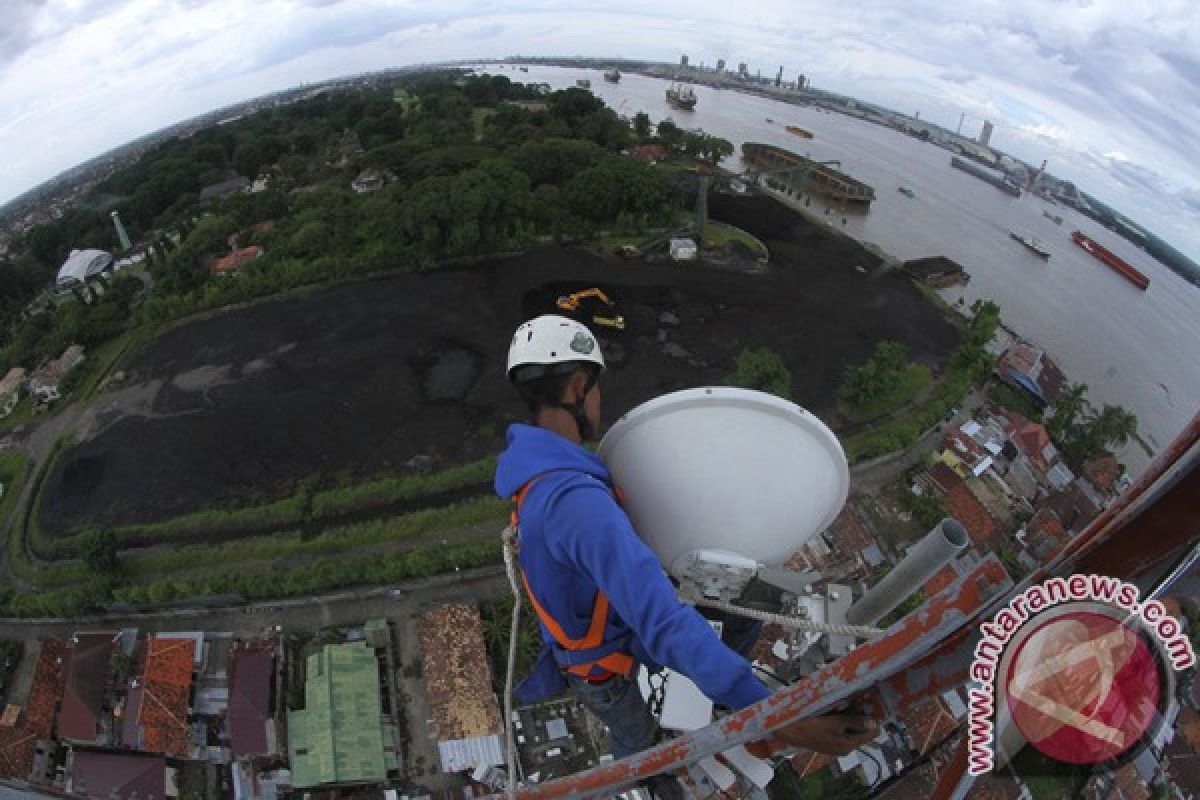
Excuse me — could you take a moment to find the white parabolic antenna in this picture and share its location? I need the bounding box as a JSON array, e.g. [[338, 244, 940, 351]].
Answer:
[[598, 387, 849, 578]]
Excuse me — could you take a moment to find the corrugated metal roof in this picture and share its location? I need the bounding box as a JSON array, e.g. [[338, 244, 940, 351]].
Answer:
[[229, 640, 274, 758], [287, 643, 387, 788], [437, 734, 505, 773]]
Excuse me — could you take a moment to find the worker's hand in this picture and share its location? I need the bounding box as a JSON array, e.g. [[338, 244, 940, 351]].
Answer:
[[772, 713, 879, 756]]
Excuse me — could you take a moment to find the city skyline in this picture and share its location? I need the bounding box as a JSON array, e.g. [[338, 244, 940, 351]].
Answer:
[[1, 0, 1198, 258]]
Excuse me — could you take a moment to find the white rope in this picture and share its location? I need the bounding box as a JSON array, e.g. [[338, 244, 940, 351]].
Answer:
[[501, 524, 523, 797], [682, 593, 884, 638]]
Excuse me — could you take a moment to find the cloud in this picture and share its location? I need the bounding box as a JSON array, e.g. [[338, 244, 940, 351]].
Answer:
[[937, 69, 976, 84]]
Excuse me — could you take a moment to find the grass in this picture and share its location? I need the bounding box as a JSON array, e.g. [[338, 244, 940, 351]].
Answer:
[[839, 364, 931, 424], [0, 451, 31, 531], [987, 380, 1043, 421], [0, 396, 39, 436], [471, 107, 495, 141], [702, 221, 767, 258]]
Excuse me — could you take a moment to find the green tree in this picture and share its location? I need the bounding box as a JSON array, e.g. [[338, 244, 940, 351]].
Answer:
[[726, 347, 792, 399], [1090, 404, 1138, 450], [1047, 382, 1088, 442], [632, 112, 652, 139], [702, 135, 734, 165], [82, 528, 119, 574], [656, 118, 683, 150]]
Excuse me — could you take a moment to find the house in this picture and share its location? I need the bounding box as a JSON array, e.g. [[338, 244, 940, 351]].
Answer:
[[59, 633, 118, 743], [995, 342, 1065, 408], [939, 424, 994, 479], [900, 696, 958, 758], [1019, 509, 1069, 565], [920, 464, 1000, 550], [0, 367, 26, 417], [227, 638, 277, 760], [28, 344, 85, 404], [1001, 411, 1074, 489], [669, 238, 698, 261], [418, 604, 505, 774], [67, 750, 168, 800], [129, 636, 195, 757], [0, 639, 67, 781], [212, 246, 263, 275], [1039, 483, 1101, 534], [287, 642, 395, 788], [901, 256, 970, 288], [1081, 452, 1123, 503], [351, 169, 386, 193]]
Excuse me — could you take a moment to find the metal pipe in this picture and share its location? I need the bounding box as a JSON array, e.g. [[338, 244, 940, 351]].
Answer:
[[847, 518, 968, 626]]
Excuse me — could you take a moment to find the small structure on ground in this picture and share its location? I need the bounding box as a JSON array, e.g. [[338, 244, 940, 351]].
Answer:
[[212, 246, 264, 275], [0, 367, 26, 417], [669, 238, 698, 261], [29, 345, 85, 404], [56, 249, 114, 292]]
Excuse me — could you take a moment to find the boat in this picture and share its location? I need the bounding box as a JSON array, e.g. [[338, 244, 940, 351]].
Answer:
[[765, 118, 774, 124], [897, 186, 915, 198], [1010, 232, 1051, 259], [665, 83, 697, 110], [603, 67, 621, 83], [950, 156, 1021, 197], [1071, 230, 1150, 290], [786, 125, 814, 139], [576, 79, 591, 89], [1043, 210, 1063, 225], [742, 142, 875, 206], [519, 66, 528, 72]]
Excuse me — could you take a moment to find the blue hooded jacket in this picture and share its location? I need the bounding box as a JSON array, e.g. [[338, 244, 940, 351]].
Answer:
[[495, 423, 769, 710]]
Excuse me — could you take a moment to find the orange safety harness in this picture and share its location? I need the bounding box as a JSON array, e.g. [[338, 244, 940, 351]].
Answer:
[[511, 478, 635, 682]]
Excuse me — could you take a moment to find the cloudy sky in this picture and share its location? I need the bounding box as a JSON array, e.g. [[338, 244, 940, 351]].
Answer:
[[2, 0, 1198, 258]]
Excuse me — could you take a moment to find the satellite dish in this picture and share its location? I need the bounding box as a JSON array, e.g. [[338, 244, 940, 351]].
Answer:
[[598, 387, 848, 578]]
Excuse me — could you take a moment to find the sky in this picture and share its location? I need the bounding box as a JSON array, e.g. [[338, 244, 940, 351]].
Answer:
[[2, 0, 1198, 259]]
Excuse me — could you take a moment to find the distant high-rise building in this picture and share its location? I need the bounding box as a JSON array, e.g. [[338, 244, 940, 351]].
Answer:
[[797, 74, 807, 89], [979, 120, 994, 147], [738, 62, 749, 78], [110, 211, 131, 251], [716, 58, 726, 73], [681, 54, 689, 67], [775, 66, 783, 87]]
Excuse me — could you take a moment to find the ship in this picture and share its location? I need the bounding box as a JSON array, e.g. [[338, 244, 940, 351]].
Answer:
[[1071, 230, 1149, 290], [576, 78, 591, 89], [950, 156, 1021, 197], [665, 83, 697, 110], [742, 142, 875, 206], [1010, 232, 1051, 260], [785, 125, 814, 139], [897, 186, 915, 198], [604, 67, 621, 83], [1043, 210, 1063, 225]]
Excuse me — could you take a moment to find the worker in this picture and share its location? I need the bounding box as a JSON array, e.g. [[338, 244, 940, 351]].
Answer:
[[494, 315, 878, 796]]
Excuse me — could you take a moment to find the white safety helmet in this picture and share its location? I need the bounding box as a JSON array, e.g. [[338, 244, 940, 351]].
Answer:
[[507, 315, 606, 384]]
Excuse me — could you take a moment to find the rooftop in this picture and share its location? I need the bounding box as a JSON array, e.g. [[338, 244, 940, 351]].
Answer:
[[0, 367, 25, 396], [901, 696, 957, 757], [138, 636, 195, 757], [287, 642, 388, 788], [0, 639, 67, 780], [417, 604, 503, 743], [228, 639, 275, 758], [59, 633, 117, 742], [926, 464, 999, 549], [1082, 452, 1121, 492], [70, 750, 166, 800], [213, 245, 263, 274]]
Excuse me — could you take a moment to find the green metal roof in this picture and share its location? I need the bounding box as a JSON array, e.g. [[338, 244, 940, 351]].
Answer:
[[287, 643, 387, 788]]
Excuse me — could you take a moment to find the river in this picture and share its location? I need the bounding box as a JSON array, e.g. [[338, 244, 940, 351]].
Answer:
[[477, 64, 1200, 476]]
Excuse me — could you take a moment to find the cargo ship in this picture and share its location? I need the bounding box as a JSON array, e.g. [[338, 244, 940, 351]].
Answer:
[[1071, 230, 1149, 290], [742, 142, 875, 206], [666, 83, 697, 110], [951, 156, 1021, 197], [1010, 232, 1050, 260], [603, 67, 621, 83], [786, 125, 814, 139]]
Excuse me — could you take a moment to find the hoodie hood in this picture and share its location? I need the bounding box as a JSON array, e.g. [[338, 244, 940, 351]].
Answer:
[[494, 423, 612, 498]]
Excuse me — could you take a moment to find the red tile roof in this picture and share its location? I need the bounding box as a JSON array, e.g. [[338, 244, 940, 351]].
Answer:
[[138, 637, 195, 757], [901, 696, 958, 757], [824, 503, 875, 555], [1082, 452, 1120, 492], [0, 639, 67, 779], [927, 465, 999, 549], [1002, 411, 1054, 473], [71, 750, 166, 800], [212, 245, 262, 274], [59, 633, 116, 742], [228, 639, 274, 757], [1024, 508, 1069, 563]]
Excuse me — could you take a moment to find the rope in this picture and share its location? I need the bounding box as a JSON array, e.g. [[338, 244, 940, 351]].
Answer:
[[501, 524, 522, 797], [681, 593, 884, 638]]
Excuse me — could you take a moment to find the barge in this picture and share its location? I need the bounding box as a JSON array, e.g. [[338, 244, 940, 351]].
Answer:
[[951, 156, 1021, 197], [1071, 230, 1149, 290], [742, 142, 875, 206]]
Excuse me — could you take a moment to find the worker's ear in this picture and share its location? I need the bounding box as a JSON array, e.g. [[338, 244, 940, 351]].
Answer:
[[565, 370, 588, 404]]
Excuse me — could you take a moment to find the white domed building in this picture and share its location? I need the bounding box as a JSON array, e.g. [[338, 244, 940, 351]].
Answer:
[[56, 249, 114, 290]]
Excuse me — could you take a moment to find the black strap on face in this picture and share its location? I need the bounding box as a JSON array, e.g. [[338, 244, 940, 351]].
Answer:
[[558, 368, 600, 442]]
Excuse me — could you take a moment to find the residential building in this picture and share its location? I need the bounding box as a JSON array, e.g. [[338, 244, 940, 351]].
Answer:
[[351, 169, 386, 193], [212, 246, 263, 275], [900, 695, 958, 758], [418, 604, 505, 774], [0, 640, 67, 781], [227, 638, 278, 760], [1018, 508, 1069, 565], [1081, 452, 1122, 501], [995, 342, 1065, 408], [1001, 411, 1074, 489], [28, 344, 85, 404], [1039, 482, 1101, 534], [67, 750, 169, 800], [287, 642, 395, 788], [127, 636, 195, 757], [669, 238, 698, 261], [59, 633, 119, 744], [0, 367, 25, 417], [919, 464, 1000, 550]]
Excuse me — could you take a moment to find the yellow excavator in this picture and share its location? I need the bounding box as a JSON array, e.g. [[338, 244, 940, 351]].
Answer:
[[555, 288, 626, 331]]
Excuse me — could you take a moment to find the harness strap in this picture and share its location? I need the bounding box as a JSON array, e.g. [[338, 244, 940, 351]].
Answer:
[[512, 475, 634, 680]]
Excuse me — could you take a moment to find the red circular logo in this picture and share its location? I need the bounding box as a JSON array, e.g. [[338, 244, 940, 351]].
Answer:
[[1004, 610, 1162, 765]]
